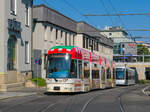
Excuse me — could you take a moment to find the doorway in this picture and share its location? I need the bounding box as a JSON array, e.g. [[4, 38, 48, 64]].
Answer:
[[7, 36, 17, 71]]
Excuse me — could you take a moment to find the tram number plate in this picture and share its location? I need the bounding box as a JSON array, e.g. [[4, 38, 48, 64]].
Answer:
[[54, 86, 60, 90]]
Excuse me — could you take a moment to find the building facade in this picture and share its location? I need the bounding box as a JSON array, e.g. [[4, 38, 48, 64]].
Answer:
[[33, 5, 113, 79], [76, 22, 113, 60], [100, 26, 137, 62], [33, 5, 77, 78], [100, 26, 128, 38], [0, 0, 33, 91]]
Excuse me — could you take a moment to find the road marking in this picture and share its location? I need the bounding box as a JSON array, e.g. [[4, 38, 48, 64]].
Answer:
[[41, 102, 58, 112], [142, 86, 150, 96], [118, 97, 125, 112], [80, 93, 103, 112]]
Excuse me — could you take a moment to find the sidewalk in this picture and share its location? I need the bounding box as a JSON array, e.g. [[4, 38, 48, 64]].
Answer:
[[0, 87, 46, 100]]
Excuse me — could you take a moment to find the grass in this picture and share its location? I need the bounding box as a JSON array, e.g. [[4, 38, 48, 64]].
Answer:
[[138, 80, 150, 84], [30, 77, 46, 87]]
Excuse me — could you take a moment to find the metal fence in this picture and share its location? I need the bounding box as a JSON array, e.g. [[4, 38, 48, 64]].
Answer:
[[113, 55, 150, 63]]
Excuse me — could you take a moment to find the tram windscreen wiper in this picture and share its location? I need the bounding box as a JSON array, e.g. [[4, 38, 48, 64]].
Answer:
[[53, 77, 58, 82]]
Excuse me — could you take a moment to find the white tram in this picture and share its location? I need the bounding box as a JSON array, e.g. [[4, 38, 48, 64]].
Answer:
[[115, 66, 135, 85], [45, 46, 115, 93]]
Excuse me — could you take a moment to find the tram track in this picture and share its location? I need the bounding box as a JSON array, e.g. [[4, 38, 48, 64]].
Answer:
[[0, 94, 70, 112], [27, 87, 129, 112], [118, 85, 146, 112], [80, 93, 103, 112], [0, 85, 146, 112], [78, 85, 144, 112], [0, 95, 43, 112]]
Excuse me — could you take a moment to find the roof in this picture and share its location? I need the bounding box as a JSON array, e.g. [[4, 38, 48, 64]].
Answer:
[[50, 46, 75, 50], [33, 5, 77, 32]]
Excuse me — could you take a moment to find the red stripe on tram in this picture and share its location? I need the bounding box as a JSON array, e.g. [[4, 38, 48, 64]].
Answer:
[[75, 84, 82, 87]]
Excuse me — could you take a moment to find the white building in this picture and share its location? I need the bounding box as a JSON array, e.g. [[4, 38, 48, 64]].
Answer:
[[0, 0, 33, 91], [100, 26, 128, 38]]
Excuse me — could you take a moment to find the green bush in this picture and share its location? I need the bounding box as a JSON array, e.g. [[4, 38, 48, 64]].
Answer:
[[30, 77, 46, 87], [138, 80, 150, 84]]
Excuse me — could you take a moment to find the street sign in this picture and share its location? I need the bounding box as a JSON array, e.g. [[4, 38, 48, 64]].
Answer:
[[34, 58, 42, 65]]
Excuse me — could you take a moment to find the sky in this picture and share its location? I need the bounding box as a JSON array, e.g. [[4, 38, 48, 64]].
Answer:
[[34, 0, 150, 43]]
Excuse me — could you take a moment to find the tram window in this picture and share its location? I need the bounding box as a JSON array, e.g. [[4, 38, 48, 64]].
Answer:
[[107, 68, 111, 79], [113, 68, 116, 79], [94, 64, 97, 68], [78, 60, 82, 78], [69, 59, 77, 78], [101, 67, 105, 80], [92, 64, 99, 79], [84, 62, 90, 78]]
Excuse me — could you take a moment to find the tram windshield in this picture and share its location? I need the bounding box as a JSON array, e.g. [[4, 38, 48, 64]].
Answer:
[[116, 68, 125, 79], [46, 53, 71, 78]]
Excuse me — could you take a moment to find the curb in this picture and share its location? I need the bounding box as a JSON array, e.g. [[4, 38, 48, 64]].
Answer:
[[0, 92, 37, 100], [142, 86, 150, 96]]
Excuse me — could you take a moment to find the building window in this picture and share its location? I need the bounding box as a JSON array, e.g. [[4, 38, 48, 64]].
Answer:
[[7, 36, 17, 70], [69, 34, 71, 46], [89, 39, 91, 47], [94, 42, 96, 50], [50, 27, 53, 41], [86, 38, 88, 49], [97, 42, 99, 51], [25, 41, 30, 64], [65, 32, 67, 45], [61, 31, 63, 38], [83, 37, 86, 48], [10, 0, 16, 15], [44, 26, 47, 41], [73, 35, 75, 45], [56, 29, 58, 40], [25, 4, 29, 26]]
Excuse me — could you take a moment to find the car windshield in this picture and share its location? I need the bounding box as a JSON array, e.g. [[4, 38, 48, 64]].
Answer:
[[116, 68, 125, 79], [46, 53, 71, 78]]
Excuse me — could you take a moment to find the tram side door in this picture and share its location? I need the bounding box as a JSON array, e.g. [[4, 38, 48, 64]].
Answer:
[[78, 60, 82, 79], [125, 69, 128, 84], [101, 66, 105, 88]]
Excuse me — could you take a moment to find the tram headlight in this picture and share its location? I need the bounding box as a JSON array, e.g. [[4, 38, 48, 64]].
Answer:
[[63, 78, 68, 82], [65, 53, 69, 60]]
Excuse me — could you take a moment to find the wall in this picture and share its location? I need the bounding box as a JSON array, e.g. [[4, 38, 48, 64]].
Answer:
[[0, 0, 6, 73], [101, 31, 126, 38], [3, 0, 32, 73]]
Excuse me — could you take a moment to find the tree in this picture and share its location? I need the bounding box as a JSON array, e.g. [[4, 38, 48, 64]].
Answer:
[[137, 44, 150, 62], [137, 44, 150, 55]]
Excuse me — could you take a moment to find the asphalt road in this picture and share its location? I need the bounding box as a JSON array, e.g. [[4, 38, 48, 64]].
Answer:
[[0, 85, 149, 112]]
